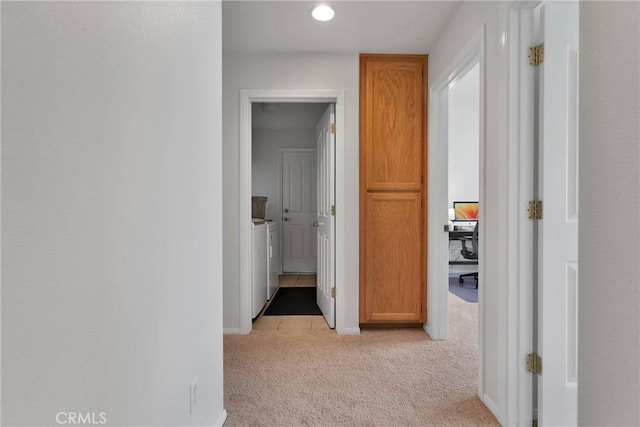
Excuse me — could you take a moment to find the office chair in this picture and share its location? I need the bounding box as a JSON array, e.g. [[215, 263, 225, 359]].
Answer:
[[459, 222, 478, 288]]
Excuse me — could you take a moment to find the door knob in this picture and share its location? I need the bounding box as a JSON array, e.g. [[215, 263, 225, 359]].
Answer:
[[284, 216, 290, 221], [313, 221, 319, 227]]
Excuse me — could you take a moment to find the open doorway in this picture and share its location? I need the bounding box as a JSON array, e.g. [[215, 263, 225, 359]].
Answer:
[[447, 63, 480, 304], [427, 26, 487, 408], [238, 90, 345, 334], [251, 103, 326, 273], [249, 102, 327, 325], [427, 28, 485, 343]]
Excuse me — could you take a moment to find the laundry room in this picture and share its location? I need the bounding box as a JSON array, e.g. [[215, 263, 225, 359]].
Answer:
[[250, 102, 329, 319]]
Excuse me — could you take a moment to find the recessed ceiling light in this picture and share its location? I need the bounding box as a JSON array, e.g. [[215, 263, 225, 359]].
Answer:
[[312, 4, 335, 22]]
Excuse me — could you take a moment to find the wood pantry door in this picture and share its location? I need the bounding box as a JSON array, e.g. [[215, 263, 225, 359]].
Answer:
[[359, 54, 427, 325]]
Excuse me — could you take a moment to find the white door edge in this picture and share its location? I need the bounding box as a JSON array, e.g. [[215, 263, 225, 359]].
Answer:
[[238, 89, 349, 334]]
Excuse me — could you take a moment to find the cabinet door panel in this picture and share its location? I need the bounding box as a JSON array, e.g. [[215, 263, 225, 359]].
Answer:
[[361, 57, 425, 191], [359, 54, 427, 326], [361, 193, 424, 323]]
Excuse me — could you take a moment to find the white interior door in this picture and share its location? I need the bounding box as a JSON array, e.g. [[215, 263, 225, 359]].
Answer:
[[282, 150, 317, 273], [316, 105, 335, 328], [538, 1, 579, 425]]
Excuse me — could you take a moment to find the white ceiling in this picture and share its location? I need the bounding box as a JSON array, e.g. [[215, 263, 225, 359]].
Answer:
[[252, 103, 329, 130], [222, 1, 461, 54]]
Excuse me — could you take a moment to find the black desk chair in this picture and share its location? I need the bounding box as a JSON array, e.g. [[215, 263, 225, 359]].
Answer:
[[459, 222, 478, 288]]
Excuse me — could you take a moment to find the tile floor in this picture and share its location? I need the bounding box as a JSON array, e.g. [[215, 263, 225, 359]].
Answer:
[[278, 274, 317, 288], [252, 274, 331, 331]]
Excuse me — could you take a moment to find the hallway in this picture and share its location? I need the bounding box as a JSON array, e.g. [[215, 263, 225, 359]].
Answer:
[[223, 293, 497, 426]]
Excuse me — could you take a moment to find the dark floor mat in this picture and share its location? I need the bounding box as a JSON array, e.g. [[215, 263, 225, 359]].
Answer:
[[263, 287, 322, 316]]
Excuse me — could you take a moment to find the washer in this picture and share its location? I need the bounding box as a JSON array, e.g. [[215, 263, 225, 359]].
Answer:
[[266, 221, 279, 299], [251, 219, 268, 318]]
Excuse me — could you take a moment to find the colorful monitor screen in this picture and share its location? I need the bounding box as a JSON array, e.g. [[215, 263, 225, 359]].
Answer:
[[453, 201, 479, 221]]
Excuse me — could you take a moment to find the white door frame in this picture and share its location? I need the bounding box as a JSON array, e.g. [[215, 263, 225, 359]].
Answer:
[[239, 89, 346, 334], [500, 1, 539, 425]]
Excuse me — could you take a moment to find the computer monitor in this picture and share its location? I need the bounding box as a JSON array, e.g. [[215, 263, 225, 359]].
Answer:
[[453, 201, 479, 222]]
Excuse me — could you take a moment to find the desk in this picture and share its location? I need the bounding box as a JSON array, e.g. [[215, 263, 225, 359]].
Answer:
[[449, 229, 478, 265], [449, 229, 474, 240]]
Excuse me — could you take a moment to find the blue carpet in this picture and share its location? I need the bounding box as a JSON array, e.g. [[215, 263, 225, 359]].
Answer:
[[448, 276, 478, 303]]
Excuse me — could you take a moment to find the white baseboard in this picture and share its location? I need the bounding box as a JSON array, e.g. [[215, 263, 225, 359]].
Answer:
[[223, 328, 242, 335], [337, 327, 360, 335], [214, 409, 227, 427], [423, 322, 431, 336], [482, 393, 501, 424]]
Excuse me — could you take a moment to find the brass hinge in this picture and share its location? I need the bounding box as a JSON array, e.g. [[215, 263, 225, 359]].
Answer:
[[331, 205, 336, 216], [331, 287, 336, 298], [331, 123, 336, 134], [529, 44, 544, 66], [526, 353, 542, 375], [528, 200, 543, 220]]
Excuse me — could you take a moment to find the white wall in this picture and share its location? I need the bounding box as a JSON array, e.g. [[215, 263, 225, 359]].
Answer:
[[578, 2, 640, 425], [223, 53, 359, 331], [448, 63, 480, 207], [1, 2, 225, 425], [428, 1, 505, 421], [252, 128, 317, 223]]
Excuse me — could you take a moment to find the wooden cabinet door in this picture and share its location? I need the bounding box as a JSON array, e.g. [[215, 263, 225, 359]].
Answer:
[[359, 54, 427, 325], [361, 55, 425, 191], [361, 193, 424, 323]]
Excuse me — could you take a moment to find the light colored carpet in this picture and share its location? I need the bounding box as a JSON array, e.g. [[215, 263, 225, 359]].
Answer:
[[223, 294, 499, 426]]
